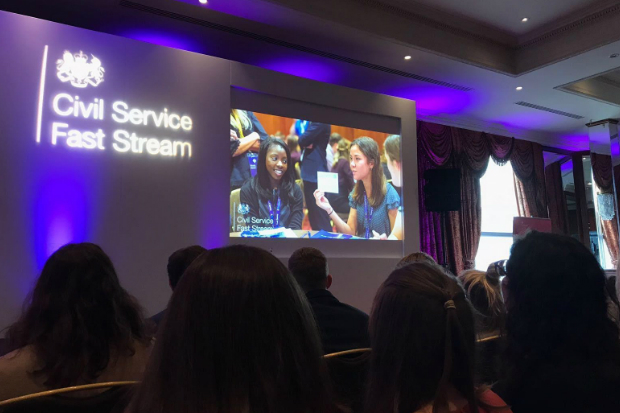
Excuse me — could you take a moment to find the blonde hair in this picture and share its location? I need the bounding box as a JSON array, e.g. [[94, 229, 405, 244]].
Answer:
[[333, 138, 350, 167], [230, 109, 251, 132], [458, 269, 505, 333]]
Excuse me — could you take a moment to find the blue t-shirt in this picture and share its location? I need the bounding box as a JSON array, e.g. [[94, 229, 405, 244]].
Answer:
[[349, 184, 400, 238]]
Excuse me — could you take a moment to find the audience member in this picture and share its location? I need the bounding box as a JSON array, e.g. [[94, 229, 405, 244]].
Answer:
[[287, 134, 301, 179], [0, 243, 151, 401], [494, 231, 620, 413], [383, 134, 402, 197], [396, 251, 437, 269], [149, 245, 207, 331], [288, 247, 370, 354], [459, 265, 507, 384], [297, 120, 333, 232], [365, 262, 512, 413], [326, 138, 354, 214], [326, 133, 342, 172], [128, 245, 334, 413]]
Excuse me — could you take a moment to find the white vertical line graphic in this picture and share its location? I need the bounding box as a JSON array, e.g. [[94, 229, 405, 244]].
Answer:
[[36, 45, 49, 143]]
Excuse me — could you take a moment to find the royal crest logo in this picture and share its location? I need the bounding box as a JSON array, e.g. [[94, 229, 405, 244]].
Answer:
[[238, 203, 250, 215], [56, 50, 105, 88]]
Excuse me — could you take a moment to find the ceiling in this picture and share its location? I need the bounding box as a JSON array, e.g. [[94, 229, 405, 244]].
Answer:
[[381, 0, 611, 36], [3, 0, 620, 151]]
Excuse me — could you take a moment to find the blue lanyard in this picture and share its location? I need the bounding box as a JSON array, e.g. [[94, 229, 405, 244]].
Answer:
[[267, 190, 281, 228], [363, 193, 374, 239]]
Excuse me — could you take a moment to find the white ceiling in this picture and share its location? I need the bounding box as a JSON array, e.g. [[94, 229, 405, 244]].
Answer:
[[382, 0, 611, 36]]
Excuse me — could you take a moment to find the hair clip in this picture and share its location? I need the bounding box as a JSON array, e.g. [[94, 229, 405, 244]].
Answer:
[[444, 300, 456, 310]]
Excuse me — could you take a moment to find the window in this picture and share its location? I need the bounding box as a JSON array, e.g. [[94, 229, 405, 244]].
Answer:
[[475, 159, 519, 270]]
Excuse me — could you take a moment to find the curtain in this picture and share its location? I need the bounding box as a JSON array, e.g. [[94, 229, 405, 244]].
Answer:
[[545, 161, 569, 235], [512, 140, 548, 218], [591, 153, 619, 266], [417, 120, 543, 275]]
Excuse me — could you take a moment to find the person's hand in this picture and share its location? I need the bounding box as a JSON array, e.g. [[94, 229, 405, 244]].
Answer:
[[313, 189, 332, 212], [230, 129, 239, 141], [372, 230, 387, 240]]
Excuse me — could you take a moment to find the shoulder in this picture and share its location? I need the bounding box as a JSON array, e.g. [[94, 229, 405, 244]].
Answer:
[[384, 184, 400, 209], [292, 183, 303, 199], [348, 192, 359, 209], [240, 180, 256, 196], [477, 389, 512, 413]]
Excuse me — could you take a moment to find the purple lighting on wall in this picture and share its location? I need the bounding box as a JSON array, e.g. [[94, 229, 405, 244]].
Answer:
[[33, 174, 90, 271], [259, 57, 340, 83], [119, 29, 201, 52]]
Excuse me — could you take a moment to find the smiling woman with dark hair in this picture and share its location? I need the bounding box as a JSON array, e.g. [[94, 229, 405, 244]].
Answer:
[[0, 243, 150, 401], [240, 138, 304, 230]]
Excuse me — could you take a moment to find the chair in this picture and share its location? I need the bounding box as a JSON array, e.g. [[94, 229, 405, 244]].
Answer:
[[323, 348, 371, 413], [230, 188, 241, 231], [0, 381, 138, 413]]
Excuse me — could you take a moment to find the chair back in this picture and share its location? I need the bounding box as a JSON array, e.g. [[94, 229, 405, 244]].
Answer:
[[323, 348, 371, 413], [0, 382, 137, 413], [230, 188, 241, 231]]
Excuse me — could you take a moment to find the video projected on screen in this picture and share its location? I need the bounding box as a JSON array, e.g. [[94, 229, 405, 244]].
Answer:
[[229, 110, 403, 240]]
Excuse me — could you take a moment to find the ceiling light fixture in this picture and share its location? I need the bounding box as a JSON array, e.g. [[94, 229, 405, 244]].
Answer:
[[611, 53, 619, 58], [404, 55, 412, 60], [199, 0, 207, 4], [522, 17, 528, 22], [516, 86, 523, 91]]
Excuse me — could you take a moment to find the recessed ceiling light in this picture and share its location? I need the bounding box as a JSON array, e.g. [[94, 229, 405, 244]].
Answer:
[[522, 17, 528, 22], [611, 53, 619, 58], [199, 0, 207, 4], [404, 55, 412, 60], [516, 86, 523, 91]]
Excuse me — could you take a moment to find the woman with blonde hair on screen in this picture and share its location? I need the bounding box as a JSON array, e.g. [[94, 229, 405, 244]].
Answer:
[[313, 137, 400, 239]]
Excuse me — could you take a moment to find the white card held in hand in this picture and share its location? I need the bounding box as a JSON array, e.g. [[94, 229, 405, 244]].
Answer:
[[317, 171, 339, 194]]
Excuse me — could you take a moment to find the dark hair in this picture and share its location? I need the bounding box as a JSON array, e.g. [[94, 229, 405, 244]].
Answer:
[[288, 247, 329, 292], [384, 134, 401, 163], [329, 133, 343, 146], [351, 137, 387, 208], [128, 245, 333, 413], [167, 245, 207, 289], [251, 138, 296, 200], [502, 231, 620, 388], [366, 263, 479, 413], [458, 269, 505, 333], [396, 251, 437, 269], [6, 243, 149, 388]]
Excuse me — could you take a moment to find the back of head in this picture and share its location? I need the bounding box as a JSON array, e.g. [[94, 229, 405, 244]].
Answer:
[[383, 134, 401, 163], [130, 245, 331, 413], [167, 245, 207, 289], [504, 231, 620, 374], [366, 263, 478, 413], [458, 269, 505, 333], [7, 243, 147, 388], [329, 133, 342, 147], [287, 134, 299, 152], [396, 251, 437, 269], [288, 247, 329, 293]]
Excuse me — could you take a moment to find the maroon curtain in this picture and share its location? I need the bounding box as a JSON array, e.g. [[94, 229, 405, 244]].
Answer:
[[512, 140, 548, 218], [545, 161, 569, 235], [591, 153, 619, 266], [417, 120, 532, 275]]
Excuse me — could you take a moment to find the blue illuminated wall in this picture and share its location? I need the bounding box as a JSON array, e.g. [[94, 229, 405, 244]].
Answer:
[[0, 11, 231, 330]]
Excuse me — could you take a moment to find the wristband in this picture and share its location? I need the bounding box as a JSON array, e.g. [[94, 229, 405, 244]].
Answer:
[[327, 208, 334, 216]]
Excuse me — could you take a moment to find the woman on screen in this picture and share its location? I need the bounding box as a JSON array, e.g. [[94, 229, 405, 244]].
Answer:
[[240, 138, 304, 231], [313, 137, 400, 239], [230, 109, 269, 190]]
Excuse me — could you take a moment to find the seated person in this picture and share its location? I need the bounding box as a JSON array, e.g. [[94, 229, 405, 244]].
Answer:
[[313, 137, 400, 239], [288, 247, 370, 354], [383, 134, 402, 197], [127, 245, 334, 413], [366, 262, 512, 413], [150, 245, 207, 332], [0, 243, 151, 401], [326, 138, 355, 214], [396, 251, 437, 268], [494, 232, 620, 413], [230, 109, 268, 190], [240, 138, 304, 231]]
